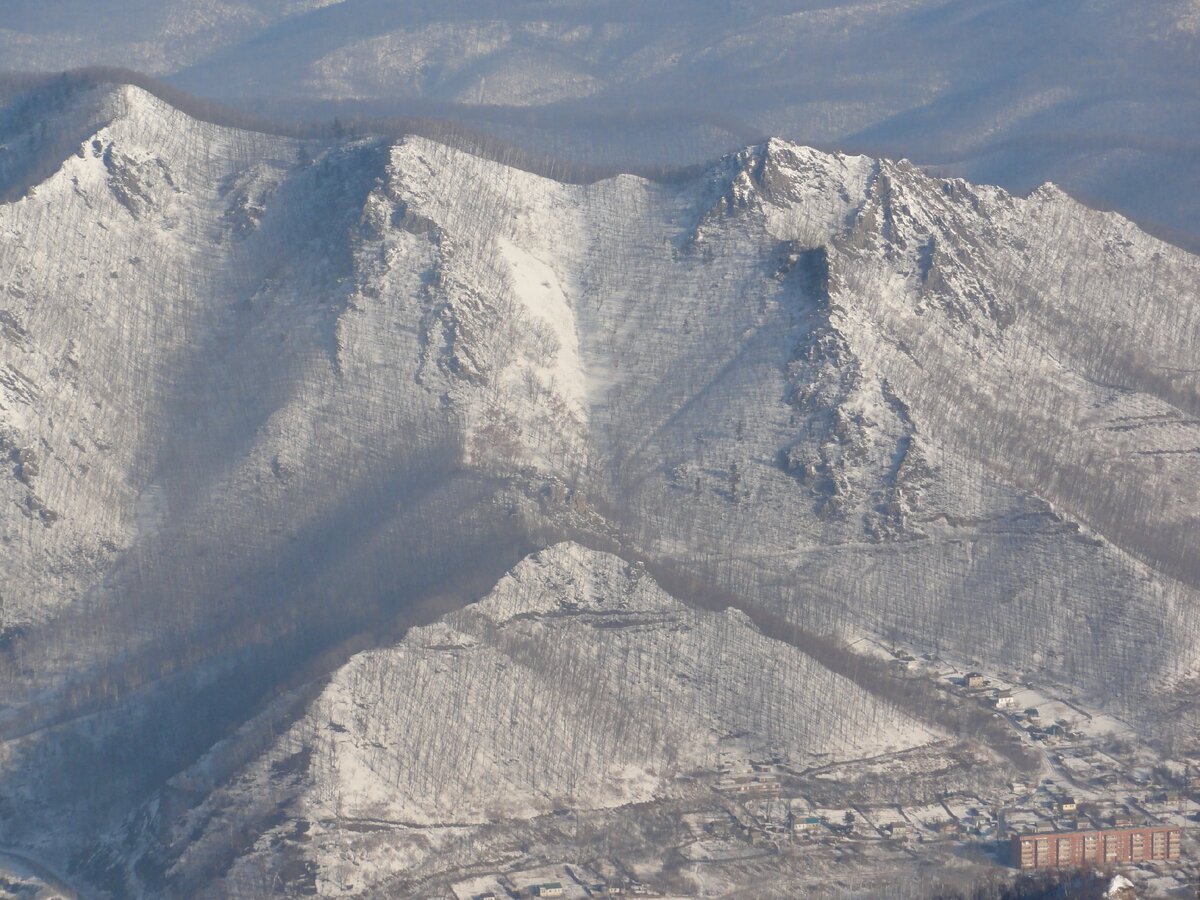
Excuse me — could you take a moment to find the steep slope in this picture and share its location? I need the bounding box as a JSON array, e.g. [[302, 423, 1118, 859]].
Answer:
[[298, 543, 934, 822], [0, 82, 300, 629], [0, 85, 526, 858]]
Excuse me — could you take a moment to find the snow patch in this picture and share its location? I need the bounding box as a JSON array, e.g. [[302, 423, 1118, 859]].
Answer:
[[495, 235, 587, 415]]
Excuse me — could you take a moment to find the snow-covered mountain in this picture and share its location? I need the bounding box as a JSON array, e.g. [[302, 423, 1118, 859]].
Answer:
[[0, 80, 1197, 895], [376, 121, 1200, 701]]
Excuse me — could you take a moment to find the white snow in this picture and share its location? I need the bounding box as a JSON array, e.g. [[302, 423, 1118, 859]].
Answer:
[[494, 236, 587, 414]]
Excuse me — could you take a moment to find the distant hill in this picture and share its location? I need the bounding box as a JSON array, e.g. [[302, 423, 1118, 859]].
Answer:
[[1, 1, 1198, 250]]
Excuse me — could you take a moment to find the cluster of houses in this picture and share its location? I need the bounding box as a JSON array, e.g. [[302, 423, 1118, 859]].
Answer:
[[707, 797, 932, 847], [698, 801, 840, 846], [715, 760, 782, 796], [681, 657, 1196, 887], [470, 875, 658, 899], [475, 884, 565, 900], [1000, 768, 1196, 877], [960, 673, 1087, 743]]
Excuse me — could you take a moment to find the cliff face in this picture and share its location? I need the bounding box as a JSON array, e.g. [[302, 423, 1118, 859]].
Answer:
[[0, 83, 1197, 893]]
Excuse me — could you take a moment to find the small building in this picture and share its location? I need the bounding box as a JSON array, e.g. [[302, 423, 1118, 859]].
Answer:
[[887, 822, 911, 839], [964, 672, 986, 688], [995, 695, 1018, 710], [1059, 799, 1077, 814], [537, 884, 565, 898], [793, 816, 822, 833], [716, 772, 779, 795]]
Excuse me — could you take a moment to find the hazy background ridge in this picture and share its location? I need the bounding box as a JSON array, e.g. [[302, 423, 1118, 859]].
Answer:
[[1, 0, 1197, 249]]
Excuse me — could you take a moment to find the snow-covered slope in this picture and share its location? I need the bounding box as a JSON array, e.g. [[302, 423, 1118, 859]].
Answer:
[[272, 543, 932, 824], [1, 81, 1197, 713], [0, 82, 1197, 895]]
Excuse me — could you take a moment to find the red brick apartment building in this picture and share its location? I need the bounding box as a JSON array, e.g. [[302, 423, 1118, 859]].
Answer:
[[1011, 825, 1181, 869]]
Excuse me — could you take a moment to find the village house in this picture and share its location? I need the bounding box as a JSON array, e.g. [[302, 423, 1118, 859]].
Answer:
[[887, 822, 911, 839], [535, 884, 565, 898], [964, 672, 986, 688], [793, 816, 822, 834], [716, 766, 780, 795]]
